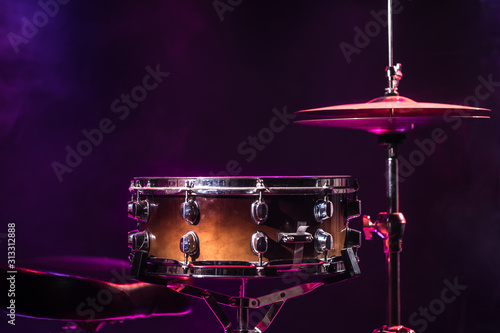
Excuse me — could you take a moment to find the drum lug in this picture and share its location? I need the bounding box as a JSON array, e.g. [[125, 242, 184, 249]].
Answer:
[[314, 229, 333, 261], [180, 231, 199, 264], [251, 185, 268, 225], [180, 194, 200, 225], [314, 196, 334, 223], [127, 200, 150, 223], [250, 231, 268, 266], [251, 200, 268, 225]]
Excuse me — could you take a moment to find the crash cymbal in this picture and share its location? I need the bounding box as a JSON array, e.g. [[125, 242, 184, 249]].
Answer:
[[295, 95, 490, 134]]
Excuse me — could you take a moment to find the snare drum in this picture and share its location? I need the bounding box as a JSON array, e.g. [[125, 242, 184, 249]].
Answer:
[[127, 176, 361, 278]]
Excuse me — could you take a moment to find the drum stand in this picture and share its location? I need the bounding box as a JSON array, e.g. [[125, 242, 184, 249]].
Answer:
[[132, 247, 360, 333], [171, 278, 290, 333], [363, 133, 414, 333]]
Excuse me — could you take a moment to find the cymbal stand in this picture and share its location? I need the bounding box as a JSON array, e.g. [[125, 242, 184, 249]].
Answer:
[[363, 133, 414, 333], [362, 1, 416, 329]]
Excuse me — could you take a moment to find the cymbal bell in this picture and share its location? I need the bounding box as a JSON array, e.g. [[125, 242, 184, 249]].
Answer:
[[295, 95, 490, 134]]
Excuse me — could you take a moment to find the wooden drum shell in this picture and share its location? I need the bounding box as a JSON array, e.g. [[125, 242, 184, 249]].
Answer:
[[144, 193, 347, 263]]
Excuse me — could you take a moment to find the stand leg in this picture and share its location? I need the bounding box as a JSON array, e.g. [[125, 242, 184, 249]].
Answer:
[[154, 252, 360, 332]]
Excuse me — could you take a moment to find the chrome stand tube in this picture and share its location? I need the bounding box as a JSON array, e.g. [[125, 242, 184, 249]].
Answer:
[[237, 279, 249, 332], [374, 134, 414, 333], [386, 141, 399, 327]]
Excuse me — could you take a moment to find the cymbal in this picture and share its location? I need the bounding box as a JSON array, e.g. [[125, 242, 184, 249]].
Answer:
[[0, 262, 191, 322], [295, 95, 490, 134]]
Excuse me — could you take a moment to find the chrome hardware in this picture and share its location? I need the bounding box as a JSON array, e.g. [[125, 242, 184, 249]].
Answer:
[[385, 63, 403, 96], [129, 179, 142, 194], [127, 200, 150, 222], [277, 231, 313, 244], [147, 257, 346, 278], [128, 176, 357, 196], [251, 191, 268, 225], [314, 229, 333, 262], [180, 199, 200, 225], [171, 281, 332, 333], [314, 197, 334, 223], [364, 212, 402, 253], [180, 231, 199, 264], [129, 180, 137, 194], [250, 231, 268, 266], [180, 192, 200, 225], [317, 178, 331, 188], [127, 230, 150, 252], [251, 201, 268, 224], [251, 231, 268, 255], [185, 180, 195, 188], [362, 213, 388, 241], [363, 215, 374, 240], [314, 229, 333, 253], [255, 178, 266, 190], [387, 212, 406, 253]]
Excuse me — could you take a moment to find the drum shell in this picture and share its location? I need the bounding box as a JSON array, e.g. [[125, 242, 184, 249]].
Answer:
[[143, 193, 347, 263]]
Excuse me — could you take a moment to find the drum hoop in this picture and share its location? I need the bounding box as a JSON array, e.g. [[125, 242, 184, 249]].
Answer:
[[129, 176, 357, 195], [145, 257, 347, 278]]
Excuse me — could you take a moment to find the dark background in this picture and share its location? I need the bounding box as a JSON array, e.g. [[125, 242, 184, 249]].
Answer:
[[1, 0, 499, 332]]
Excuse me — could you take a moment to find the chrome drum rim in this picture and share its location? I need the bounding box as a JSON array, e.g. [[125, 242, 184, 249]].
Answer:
[[129, 175, 357, 196]]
